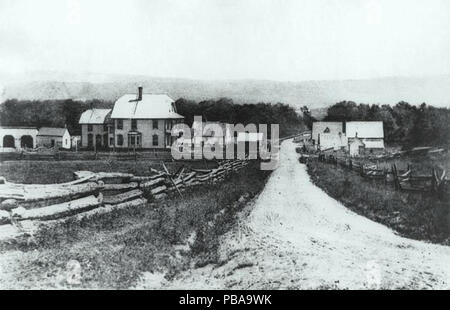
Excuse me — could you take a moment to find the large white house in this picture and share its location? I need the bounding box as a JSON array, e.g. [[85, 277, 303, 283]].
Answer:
[[110, 87, 184, 149], [79, 87, 185, 150]]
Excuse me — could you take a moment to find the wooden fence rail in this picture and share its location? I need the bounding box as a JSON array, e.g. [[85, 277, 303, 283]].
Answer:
[[0, 158, 250, 240]]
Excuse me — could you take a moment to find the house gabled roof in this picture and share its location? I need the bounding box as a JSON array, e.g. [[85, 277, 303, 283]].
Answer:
[[312, 122, 343, 142], [110, 94, 184, 119], [37, 127, 68, 137], [346, 121, 384, 139], [79, 109, 112, 124]]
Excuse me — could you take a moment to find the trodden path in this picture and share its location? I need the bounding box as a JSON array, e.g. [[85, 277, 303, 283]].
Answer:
[[140, 140, 450, 289]]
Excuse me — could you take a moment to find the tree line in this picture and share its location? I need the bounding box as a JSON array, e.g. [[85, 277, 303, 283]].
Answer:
[[0, 99, 112, 136], [0, 98, 305, 138], [174, 98, 305, 137], [316, 101, 450, 148]]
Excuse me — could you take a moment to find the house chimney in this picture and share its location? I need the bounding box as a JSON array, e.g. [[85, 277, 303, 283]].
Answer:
[[138, 86, 143, 101]]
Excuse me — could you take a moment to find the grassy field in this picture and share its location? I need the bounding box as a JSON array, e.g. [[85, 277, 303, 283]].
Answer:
[[0, 160, 271, 289], [307, 159, 450, 245]]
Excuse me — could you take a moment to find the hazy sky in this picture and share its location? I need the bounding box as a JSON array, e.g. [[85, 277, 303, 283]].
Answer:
[[0, 0, 449, 81]]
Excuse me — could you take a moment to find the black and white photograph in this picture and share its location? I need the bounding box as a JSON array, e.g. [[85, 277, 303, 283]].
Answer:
[[0, 0, 449, 294]]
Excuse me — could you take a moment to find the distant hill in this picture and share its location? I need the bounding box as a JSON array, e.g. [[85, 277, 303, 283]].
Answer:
[[1, 72, 449, 109]]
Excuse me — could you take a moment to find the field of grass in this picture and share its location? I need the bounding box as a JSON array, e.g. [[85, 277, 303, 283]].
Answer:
[[307, 159, 449, 245], [0, 160, 271, 289]]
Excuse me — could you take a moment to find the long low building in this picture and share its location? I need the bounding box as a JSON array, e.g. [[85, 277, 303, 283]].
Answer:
[[0, 126, 38, 152]]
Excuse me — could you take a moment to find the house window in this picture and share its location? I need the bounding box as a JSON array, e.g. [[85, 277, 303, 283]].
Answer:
[[117, 120, 123, 130], [131, 119, 137, 130], [88, 124, 93, 132], [103, 124, 108, 132], [95, 135, 102, 147], [153, 120, 158, 129], [109, 137, 114, 146], [152, 134, 159, 146], [117, 134, 123, 146], [87, 134, 93, 147], [109, 126, 113, 133]]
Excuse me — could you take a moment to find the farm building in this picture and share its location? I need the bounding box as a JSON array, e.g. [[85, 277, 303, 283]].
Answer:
[[37, 127, 71, 149], [79, 108, 112, 149], [110, 87, 184, 149], [0, 126, 38, 152], [346, 121, 384, 156], [312, 122, 345, 149], [318, 132, 348, 151], [348, 137, 366, 156]]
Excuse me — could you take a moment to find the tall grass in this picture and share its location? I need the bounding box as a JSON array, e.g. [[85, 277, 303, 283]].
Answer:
[[307, 160, 449, 245], [0, 161, 270, 289]]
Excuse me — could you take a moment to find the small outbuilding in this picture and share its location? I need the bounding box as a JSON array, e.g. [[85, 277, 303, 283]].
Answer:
[[37, 127, 71, 149], [346, 121, 384, 155]]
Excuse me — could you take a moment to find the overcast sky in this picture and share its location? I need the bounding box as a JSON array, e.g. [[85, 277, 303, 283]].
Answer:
[[0, 0, 449, 81]]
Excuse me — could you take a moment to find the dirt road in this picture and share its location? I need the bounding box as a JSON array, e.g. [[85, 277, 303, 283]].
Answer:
[[140, 140, 450, 289]]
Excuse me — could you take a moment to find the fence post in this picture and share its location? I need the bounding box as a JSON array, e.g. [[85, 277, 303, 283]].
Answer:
[[392, 164, 400, 191]]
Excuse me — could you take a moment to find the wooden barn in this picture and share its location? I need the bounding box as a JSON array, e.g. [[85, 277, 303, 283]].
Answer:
[[37, 127, 71, 149], [346, 121, 384, 156], [312, 122, 345, 150]]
